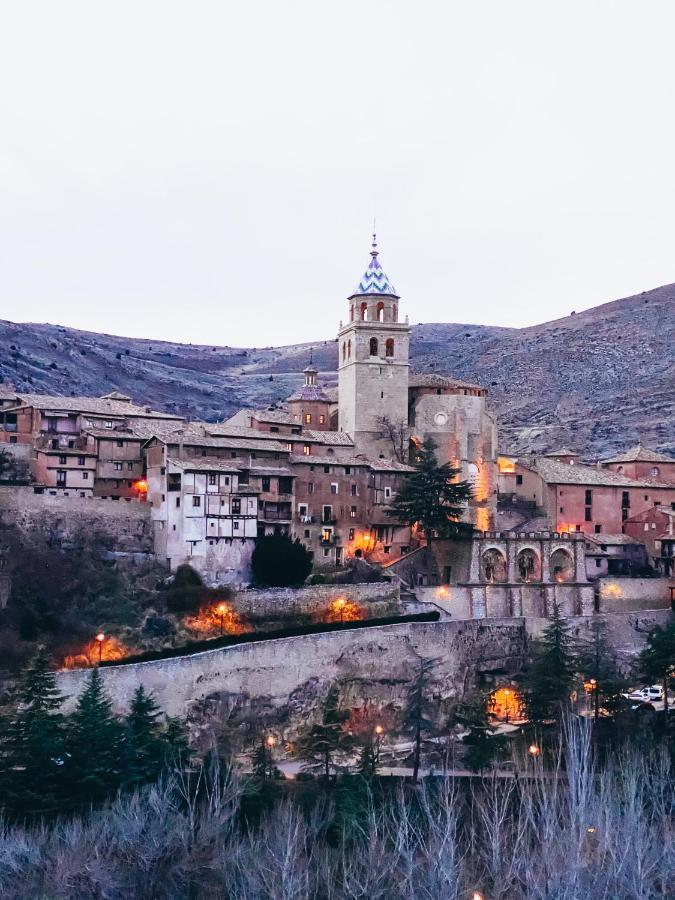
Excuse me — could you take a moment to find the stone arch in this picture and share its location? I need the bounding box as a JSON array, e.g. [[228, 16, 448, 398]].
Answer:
[[517, 547, 541, 582], [550, 547, 575, 583], [360, 302, 368, 321], [369, 337, 379, 356], [347, 339, 351, 359], [385, 337, 394, 357], [376, 301, 385, 322], [481, 547, 507, 583]]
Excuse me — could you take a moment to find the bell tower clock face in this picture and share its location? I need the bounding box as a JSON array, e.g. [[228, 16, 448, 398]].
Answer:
[[434, 412, 448, 426]]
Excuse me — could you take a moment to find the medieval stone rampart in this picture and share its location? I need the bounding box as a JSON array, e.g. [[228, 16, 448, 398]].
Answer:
[[234, 582, 401, 619], [56, 618, 528, 717]]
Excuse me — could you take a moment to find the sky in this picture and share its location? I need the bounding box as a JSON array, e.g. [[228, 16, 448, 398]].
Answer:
[[1, 1, 674, 347]]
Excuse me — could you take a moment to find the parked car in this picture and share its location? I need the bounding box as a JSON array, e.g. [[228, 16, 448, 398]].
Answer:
[[625, 685, 664, 703]]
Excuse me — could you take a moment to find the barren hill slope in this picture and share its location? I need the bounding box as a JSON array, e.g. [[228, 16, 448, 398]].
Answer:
[[1, 283, 673, 458]]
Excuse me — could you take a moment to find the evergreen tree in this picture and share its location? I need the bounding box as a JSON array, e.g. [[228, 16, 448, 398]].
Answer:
[[522, 603, 579, 726], [296, 684, 351, 782], [0, 647, 65, 817], [638, 622, 675, 719], [403, 655, 437, 783], [65, 667, 123, 805], [452, 695, 508, 772], [578, 620, 628, 721], [251, 534, 313, 587], [385, 436, 473, 544], [123, 685, 164, 788]]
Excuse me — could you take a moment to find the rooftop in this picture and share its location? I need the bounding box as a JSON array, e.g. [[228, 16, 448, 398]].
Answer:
[[601, 444, 675, 465], [168, 457, 242, 474], [8, 393, 183, 420], [349, 234, 399, 298], [585, 533, 645, 547], [522, 456, 675, 489], [286, 384, 332, 403], [408, 373, 485, 392]]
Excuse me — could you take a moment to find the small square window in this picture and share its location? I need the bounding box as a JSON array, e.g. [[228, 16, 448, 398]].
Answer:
[[82, 472, 89, 480], [192, 496, 201, 507]]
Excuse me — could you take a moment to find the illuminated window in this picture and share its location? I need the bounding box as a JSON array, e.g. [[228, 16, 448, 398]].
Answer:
[[304, 413, 312, 424], [303, 444, 311, 456], [319, 415, 325, 424]]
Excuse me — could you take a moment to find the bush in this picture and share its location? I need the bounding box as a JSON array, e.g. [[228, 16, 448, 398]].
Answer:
[[165, 565, 204, 614], [251, 535, 313, 587]]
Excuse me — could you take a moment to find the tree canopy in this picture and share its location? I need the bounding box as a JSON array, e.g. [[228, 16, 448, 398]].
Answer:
[[251, 534, 313, 587], [385, 436, 473, 544]]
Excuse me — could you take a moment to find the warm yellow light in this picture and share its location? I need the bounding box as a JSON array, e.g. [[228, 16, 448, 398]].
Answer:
[[472, 892, 484, 900], [528, 743, 540, 756], [374, 724, 384, 735], [95, 632, 105, 643], [436, 585, 450, 599], [586, 825, 596, 834], [266, 734, 276, 748], [216, 603, 227, 615]]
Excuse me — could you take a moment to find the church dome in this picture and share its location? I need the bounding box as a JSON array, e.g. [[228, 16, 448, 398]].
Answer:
[[349, 234, 399, 299]]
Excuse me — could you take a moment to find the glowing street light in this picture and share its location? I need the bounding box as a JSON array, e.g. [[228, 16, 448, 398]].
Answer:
[[95, 632, 105, 665], [528, 743, 540, 757], [216, 602, 228, 635], [471, 892, 484, 900], [335, 597, 346, 623], [266, 734, 276, 748]]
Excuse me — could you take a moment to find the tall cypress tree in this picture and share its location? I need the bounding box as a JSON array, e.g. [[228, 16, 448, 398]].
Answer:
[[452, 694, 508, 773], [523, 603, 579, 726], [0, 647, 65, 817], [403, 655, 437, 783], [296, 684, 351, 783], [578, 620, 628, 721], [385, 436, 473, 544], [65, 667, 122, 805]]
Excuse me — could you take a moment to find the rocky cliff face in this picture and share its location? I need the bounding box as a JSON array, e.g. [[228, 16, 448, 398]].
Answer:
[[1, 282, 673, 458]]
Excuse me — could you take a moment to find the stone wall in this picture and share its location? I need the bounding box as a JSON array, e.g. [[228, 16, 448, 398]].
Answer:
[[0, 486, 154, 555], [415, 582, 595, 619], [597, 577, 673, 612], [56, 618, 527, 718], [233, 582, 401, 619]]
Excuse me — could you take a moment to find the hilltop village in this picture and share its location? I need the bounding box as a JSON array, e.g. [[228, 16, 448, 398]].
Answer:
[[1, 236, 674, 618]]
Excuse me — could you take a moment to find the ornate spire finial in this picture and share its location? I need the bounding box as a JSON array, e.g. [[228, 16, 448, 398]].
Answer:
[[309, 346, 313, 365], [370, 231, 378, 258]]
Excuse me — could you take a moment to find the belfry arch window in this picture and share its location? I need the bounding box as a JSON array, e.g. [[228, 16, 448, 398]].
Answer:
[[369, 337, 379, 356], [360, 302, 368, 321], [350, 305, 354, 322], [385, 338, 394, 357], [347, 339, 351, 359], [376, 302, 385, 322], [651, 466, 660, 477], [342, 342, 346, 362]]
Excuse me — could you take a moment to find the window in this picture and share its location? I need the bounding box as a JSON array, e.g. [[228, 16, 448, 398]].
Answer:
[[350, 506, 357, 518], [560, 507, 564, 514], [376, 301, 385, 321], [351, 484, 358, 496], [385, 338, 394, 357], [348, 528, 355, 541], [369, 337, 378, 356], [51, 439, 58, 449], [56, 471, 66, 487], [322, 505, 333, 523], [323, 548, 330, 557], [651, 466, 660, 477], [270, 426, 279, 433], [383, 545, 391, 554], [303, 444, 311, 456], [594, 523, 601, 533], [262, 476, 271, 491], [298, 503, 308, 516], [59, 454, 67, 464], [176, 497, 180, 507], [116, 440, 124, 448], [192, 496, 201, 507], [330, 482, 338, 495], [621, 491, 630, 507], [208, 474, 217, 486], [585, 507, 592, 522], [384, 486, 392, 499], [233, 521, 239, 530], [360, 302, 367, 320], [319, 415, 325, 425], [127, 462, 133, 471], [307, 482, 315, 494], [516, 474, 523, 485], [622, 507, 628, 521], [304, 528, 310, 538], [323, 465, 330, 474], [585, 489, 592, 505], [401, 545, 409, 555], [345, 466, 351, 475], [114, 461, 123, 471], [595, 559, 601, 568], [82, 472, 89, 480], [104, 420, 113, 429], [304, 413, 312, 424], [232, 498, 241, 514]]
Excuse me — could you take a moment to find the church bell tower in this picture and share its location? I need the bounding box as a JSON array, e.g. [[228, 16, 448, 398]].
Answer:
[[338, 235, 410, 457]]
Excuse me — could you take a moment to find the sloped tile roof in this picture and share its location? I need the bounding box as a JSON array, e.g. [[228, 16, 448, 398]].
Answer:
[[523, 456, 674, 489], [408, 373, 485, 391], [10, 393, 182, 420], [349, 235, 399, 298], [601, 444, 675, 465]]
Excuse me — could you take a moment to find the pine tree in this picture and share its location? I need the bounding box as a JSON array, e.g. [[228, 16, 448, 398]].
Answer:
[[385, 436, 473, 544], [578, 620, 628, 721], [523, 603, 579, 726], [123, 685, 164, 787], [452, 695, 508, 773], [0, 647, 66, 817], [403, 655, 437, 783], [296, 684, 351, 782], [65, 667, 123, 805]]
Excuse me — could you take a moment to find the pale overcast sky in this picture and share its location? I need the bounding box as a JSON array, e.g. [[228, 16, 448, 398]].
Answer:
[[1, 1, 674, 347]]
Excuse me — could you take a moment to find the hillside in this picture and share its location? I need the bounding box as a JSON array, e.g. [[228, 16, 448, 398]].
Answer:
[[1, 283, 673, 458]]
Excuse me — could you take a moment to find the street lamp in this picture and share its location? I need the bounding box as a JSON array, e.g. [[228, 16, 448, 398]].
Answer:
[[528, 743, 540, 757], [335, 597, 346, 623], [216, 603, 227, 635], [95, 632, 105, 665], [374, 724, 384, 767], [265, 734, 276, 780]]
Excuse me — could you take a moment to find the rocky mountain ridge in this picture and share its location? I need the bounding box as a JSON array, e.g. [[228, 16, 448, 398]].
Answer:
[[1, 282, 673, 458]]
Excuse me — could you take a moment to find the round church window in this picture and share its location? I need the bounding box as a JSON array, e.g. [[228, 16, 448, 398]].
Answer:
[[434, 412, 448, 426]]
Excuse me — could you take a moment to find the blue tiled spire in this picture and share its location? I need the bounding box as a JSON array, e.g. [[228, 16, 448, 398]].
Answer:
[[349, 234, 399, 298]]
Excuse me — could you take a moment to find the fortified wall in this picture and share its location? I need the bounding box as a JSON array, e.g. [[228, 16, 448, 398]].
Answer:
[[56, 618, 528, 719], [234, 582, 401, 620]]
